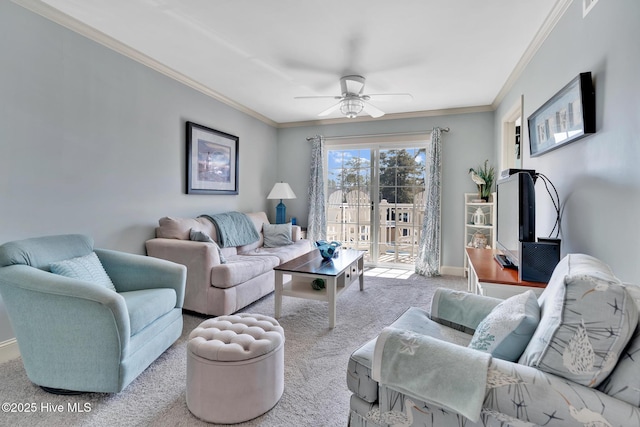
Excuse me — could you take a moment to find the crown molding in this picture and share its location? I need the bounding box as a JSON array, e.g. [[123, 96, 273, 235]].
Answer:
[[12, 0, 279, 128], [14, 0, 567, 129], [276, 105, 494, 128], [492, 0, 572, 109]]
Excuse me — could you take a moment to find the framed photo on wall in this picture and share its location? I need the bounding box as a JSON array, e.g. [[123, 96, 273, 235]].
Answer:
[[528, 72, 595, 157], [186, 121, 239, 194]]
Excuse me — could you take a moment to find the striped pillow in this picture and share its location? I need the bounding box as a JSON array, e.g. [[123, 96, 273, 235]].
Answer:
[[50, 252, 116, 291]]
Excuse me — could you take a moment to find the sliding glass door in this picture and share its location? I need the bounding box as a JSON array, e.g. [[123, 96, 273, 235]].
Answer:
[[377, 147, 427, 265], [326, 142, 427, 267], [326, 148, 373, 259]]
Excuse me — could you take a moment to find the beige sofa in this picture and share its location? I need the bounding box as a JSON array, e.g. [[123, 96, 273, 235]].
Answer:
[[145, 212, 312, 316]]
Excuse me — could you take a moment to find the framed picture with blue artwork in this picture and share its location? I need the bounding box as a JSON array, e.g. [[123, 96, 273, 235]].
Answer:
[[528, 72, 595, 157], [186, 121, 239, 195]]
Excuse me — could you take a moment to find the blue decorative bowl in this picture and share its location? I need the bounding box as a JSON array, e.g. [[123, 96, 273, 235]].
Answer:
[[315, 240, 341, 260]]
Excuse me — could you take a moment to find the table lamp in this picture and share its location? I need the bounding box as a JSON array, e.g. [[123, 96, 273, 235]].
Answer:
[[267, 182, 296, 224]]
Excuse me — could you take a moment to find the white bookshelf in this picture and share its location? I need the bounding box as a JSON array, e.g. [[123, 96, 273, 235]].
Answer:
[[464, 192, 496, 275]]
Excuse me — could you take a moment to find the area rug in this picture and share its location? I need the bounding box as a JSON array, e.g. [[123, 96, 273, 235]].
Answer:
[[0, 273, 466, 427]]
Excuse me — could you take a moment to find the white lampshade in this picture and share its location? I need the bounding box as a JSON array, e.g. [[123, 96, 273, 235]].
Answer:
[[267, 182, 296, 200]]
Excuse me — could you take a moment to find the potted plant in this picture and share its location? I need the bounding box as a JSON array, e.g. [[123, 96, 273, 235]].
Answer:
[[468, 160, 495, 202]]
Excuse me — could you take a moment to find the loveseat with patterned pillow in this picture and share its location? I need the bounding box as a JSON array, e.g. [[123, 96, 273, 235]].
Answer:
[[347, 253, 640, 426]]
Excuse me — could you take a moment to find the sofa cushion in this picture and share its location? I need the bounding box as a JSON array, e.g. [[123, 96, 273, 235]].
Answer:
[[50, 252, 117, 292], [263, 222, 293, 248], [220, 246, 237, 260], [156, 216, 216, 241], [210, 255, 280, 288], [120, 288, 177, 336], [241, 240, 312, 264], [468, 290, 539, 361], [245, 211, 269, 232], [598, 284, 640, 406], [237, 212, 268, 252], [190, 229, 227, 264], [519, 254, 638, 387]]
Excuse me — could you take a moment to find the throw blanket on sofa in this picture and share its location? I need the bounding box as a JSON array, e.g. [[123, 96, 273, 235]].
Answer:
[[372, 326, 490, 422], [199, 212, 260, 248]]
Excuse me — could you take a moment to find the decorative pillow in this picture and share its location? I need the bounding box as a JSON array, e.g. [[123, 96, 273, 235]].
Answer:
[[597, 284, 640, 405], [189, 229, 226, 264], [156, 216, 216, 240], [50, 252, 116, 291], [430, 288, 502, 334], [518, 254, 638, 387], [263, 223, 293, 248], [468, 290, 540, 361]]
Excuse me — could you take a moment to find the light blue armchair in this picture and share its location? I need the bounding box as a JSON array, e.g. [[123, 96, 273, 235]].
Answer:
[[0, 234, 186, 393]]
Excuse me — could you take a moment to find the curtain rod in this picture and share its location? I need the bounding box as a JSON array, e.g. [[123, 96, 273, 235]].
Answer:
[[306, 128, 449, 141]]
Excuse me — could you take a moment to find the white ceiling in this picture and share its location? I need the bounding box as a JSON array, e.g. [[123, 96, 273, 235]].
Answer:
[[21, 0, 564, 126]]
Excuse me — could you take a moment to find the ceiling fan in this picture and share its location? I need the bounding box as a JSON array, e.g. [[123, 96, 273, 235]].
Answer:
[[295, 75, 413, 119]]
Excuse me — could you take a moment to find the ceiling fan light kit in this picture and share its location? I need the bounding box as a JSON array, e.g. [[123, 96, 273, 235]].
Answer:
[[295, 74, 412, 119], [340, 97, 365, 118]]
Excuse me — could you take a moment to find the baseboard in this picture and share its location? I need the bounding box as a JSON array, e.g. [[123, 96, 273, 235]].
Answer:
[[441, 265, 465, 277], [0, 338, 20, 363]]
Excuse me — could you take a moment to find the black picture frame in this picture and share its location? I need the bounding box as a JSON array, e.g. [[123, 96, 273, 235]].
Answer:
[[186, 121, 239, 195], [528, 72, 595, 157]]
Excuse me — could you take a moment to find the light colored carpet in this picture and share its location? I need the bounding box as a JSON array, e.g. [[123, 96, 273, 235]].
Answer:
[[0, 273, 466, 427]]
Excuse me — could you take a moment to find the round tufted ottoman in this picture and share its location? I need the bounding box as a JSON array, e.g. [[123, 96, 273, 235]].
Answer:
[[186, 313, 285, 424]]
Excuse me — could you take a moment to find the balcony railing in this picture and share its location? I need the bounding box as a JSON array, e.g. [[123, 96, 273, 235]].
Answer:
[[326, 199, 425, 267]]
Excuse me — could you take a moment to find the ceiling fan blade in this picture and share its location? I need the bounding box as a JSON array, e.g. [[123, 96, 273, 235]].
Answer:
[[318, 102, 343, 117], [366, 93, 414, 102], [362, 102, 385, 118], [294, 95, 342, 100]]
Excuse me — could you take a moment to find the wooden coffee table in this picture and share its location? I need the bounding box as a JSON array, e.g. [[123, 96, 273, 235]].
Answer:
[[274, 248, 365, 328]]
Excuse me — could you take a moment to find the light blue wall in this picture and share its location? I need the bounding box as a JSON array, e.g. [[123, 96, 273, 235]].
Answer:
[[276, 112, 496, 271], [0, 2, 278, 341], [3, 0, 637, 344], [495, 0, 640, 281]]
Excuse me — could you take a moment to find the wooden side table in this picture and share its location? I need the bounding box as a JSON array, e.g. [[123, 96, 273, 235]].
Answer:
[[465, 248, 547, 299]]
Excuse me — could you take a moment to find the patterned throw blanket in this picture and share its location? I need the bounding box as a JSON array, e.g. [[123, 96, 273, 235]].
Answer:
[[199, 212, 259, 248], [372, 326, 490, 422]]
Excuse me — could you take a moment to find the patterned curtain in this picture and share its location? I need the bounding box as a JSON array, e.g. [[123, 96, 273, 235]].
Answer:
[[415, 128, 442, 276], [307, 135, 326, 242]]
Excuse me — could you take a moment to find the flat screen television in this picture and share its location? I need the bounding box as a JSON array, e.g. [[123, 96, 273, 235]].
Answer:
[[496, 171, 536, 269]]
